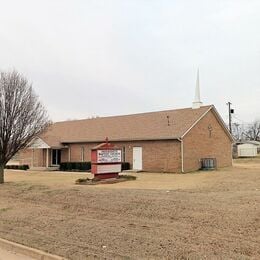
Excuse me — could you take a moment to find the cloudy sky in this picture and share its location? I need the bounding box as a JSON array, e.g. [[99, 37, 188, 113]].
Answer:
[[0, 0, 259, 124]]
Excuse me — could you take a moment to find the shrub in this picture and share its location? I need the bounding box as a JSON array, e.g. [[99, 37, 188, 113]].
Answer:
[[19, 165, 29, 170], [5, 165, 29, 170], [121, 162, 130, 171], [60, 162, 91, 172]]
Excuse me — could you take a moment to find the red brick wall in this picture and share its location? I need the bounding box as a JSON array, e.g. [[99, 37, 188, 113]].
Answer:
[[65, 140, 181, 172], [16, 109, 232, 173], [17, 149, 46, 167], [16, 148, 54, 167], [61, 148, 69, 163], [14, 149, 32, 167], [183, 110, 232, 172], [67, 144, 92, 163]]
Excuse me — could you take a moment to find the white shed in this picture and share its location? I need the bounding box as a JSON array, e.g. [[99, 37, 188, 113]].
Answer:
[[237, 143, 257, 157], [247, 141, 260, 153]]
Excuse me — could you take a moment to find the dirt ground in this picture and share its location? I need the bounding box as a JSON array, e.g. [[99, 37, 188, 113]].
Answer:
[[0, 247, 34, 260], [0, 159, 259, 259]]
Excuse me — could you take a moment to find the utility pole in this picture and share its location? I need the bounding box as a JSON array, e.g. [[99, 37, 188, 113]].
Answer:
[[226, 102, 234, 135]]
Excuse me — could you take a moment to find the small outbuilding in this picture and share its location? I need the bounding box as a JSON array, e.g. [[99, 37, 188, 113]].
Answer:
[[237, 143, 257, 157], [246, 141, 260, 154]]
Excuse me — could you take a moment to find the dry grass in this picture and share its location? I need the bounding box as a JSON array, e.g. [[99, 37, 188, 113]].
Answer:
[[0, 159, 259, 259]]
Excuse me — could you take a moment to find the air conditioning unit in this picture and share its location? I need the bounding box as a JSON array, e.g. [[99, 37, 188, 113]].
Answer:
[[201, 158, 217, 170]]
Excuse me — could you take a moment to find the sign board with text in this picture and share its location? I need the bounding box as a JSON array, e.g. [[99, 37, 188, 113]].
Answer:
[[97, 149, 122, 163]]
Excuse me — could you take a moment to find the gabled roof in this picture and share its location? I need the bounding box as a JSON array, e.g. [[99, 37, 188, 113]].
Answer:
[[39, 105, 226, 147], [246, 140, 260, 146], [28, 137, 50, 149]]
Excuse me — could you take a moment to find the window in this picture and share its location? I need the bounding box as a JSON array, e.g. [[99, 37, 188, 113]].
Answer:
[[122, 146, 126, 162], [81, 146, 85, 162], [68, 147, 71, 162]]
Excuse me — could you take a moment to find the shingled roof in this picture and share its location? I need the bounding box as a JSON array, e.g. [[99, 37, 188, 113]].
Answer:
[[40, 105, 215, 147]]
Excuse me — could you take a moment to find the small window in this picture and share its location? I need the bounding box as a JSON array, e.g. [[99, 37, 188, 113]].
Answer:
[[122, 146, 126, 162], [68, 147, 71, 162], [81, 146, 85, 162]]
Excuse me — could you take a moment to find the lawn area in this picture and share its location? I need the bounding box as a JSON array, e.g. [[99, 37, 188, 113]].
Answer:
[[0, 159, 259, 259]]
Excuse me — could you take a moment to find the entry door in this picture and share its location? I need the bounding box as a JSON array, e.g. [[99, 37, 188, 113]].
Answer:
[[133, 147, 142, 170], [52, 149, 61, 165]]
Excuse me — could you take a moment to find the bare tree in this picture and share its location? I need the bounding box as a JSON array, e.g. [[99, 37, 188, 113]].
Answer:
[[243, 121, 260, 141], [0, 70, 50, 183], [232, 123, 243, 141]]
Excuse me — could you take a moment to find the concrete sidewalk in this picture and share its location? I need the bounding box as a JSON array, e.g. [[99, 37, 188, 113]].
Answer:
[[0, 247, 35, 260]]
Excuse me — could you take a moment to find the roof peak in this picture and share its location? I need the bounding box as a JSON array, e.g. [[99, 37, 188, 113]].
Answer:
[[54, 105, 213, 124], [40, 105, 216, 147]]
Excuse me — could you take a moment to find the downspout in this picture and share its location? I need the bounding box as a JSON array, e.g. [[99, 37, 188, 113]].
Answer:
[[231, 143, 233, 166], [178, 138, 184, 173]]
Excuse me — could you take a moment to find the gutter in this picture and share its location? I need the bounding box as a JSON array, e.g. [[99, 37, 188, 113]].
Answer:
[[61, 137, 180, 144], [178, 138, 184, 173]]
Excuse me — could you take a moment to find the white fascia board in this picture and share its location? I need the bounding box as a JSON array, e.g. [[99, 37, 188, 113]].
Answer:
[[181, 105, 234, 142], [210, 106, 235, 142], [181, 106, 213, 139], [28, 137, 50, 149]]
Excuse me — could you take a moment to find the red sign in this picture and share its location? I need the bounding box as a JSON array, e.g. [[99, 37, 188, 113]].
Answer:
[[91, 139, 122, 179]]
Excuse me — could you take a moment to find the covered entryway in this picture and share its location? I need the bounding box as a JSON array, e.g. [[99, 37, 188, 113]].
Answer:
[[19, 137, 64, 171], [28, 137, 50, 169], [133, 147, 142, 170]]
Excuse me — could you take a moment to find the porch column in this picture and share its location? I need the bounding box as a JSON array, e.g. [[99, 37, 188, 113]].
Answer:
[[32, 149, 34, 167], [68, 147, 71, 162], [46, 148, 49, 167]]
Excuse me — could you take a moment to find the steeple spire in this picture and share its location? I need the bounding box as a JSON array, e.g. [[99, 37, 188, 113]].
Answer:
[[192, 68, 203, 109]]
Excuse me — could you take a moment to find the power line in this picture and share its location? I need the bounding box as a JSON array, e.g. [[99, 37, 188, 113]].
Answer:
[[232, 115, 254, 126]]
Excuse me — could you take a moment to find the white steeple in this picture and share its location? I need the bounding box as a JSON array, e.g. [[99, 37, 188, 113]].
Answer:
[[192, 68, 203, 109]]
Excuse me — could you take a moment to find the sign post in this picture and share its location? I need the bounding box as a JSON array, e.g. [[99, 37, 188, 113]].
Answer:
[[91, 138, 122, 179]]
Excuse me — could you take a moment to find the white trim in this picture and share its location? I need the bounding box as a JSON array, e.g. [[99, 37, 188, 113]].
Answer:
[[210, 106, 235, 142], [178, 138, 184, 173], [231, 143, 233, 166], [68, 147, 71, 162], [46, 148, 49, 167], [32, 149, 34, 167], [28, 137, 50, 149], [81, 146, 84, 162], [181, 105, 234, 142], [133, 147, 143, 171], [51, 149, 53, 165], [181, 106, 213, 138]]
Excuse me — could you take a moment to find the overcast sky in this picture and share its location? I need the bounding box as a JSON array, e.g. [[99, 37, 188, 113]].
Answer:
[[0, 0, 259, 124]]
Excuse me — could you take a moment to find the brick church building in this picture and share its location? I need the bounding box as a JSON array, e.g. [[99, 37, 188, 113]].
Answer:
[[15, 104, 233, 173], [14, 74, 234, 173]]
